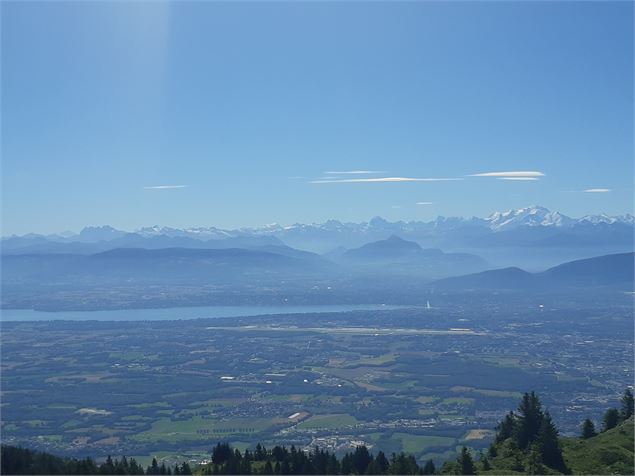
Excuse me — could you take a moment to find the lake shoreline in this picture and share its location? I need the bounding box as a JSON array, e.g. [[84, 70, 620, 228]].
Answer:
[[0, 304, 405, 322]]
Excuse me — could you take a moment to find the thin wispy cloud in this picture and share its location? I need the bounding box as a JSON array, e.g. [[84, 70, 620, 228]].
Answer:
[[584, 188, 611, 193], [416, 202, 433, 205], [497, 177, 539, 181], [470, 171, 545, 178], [143, 185, 188, 190], [324, 170, 385, 175], [310, 177, 463, 184]]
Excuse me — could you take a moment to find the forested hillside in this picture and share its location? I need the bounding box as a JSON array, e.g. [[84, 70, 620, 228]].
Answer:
[[452, 389, 635, 475]]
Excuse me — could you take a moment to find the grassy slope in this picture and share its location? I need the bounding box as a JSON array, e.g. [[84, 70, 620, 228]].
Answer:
[[562, 417, 634, 475], [479, 418, 634, 475]]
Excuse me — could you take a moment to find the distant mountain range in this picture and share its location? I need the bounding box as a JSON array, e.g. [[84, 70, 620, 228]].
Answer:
[[2, 206, 634, 269], [1, 245, 336, 288], [433, 252, 635, 291], [2, 242, 632, 310], [1, 236, 489, 292], [338, 235, 489, 277]]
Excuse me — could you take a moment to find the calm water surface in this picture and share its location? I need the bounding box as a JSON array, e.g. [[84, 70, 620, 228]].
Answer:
[[0, 304, 402, 322]]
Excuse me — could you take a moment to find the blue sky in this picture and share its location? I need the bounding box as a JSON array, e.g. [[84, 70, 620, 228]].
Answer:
[[2, 1, 633, 234]]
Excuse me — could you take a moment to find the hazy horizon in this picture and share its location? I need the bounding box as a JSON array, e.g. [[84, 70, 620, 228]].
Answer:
[[4, 204, 635, 238]]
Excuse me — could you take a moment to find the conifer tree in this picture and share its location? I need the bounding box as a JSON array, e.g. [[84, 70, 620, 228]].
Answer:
[[181, 462, 192, 475], [515, 391, 544, 449], [262, 460, 273, 475], [511, 452, 524, 473], [581, 418, 597, 439], [457, 447, 476, 475], [148, 458, 159, 475], [526, 444, 544, 475], [341, 453, 353, 475], [422, 458, 436, 475], [255, 444, 263, 461], [487, 444, 497, 458], [603, 408, 620, 431], [537, 411, 568, 473], [374, 451, 390, 474], [494, 411, 516, 442], [212, 443, 233, 465], [101, 455, 115, 475], [326, 453, 340, 474], [352, 445, 372, 474], [621, 388, 634, 420], [480, 457, 490, 471]]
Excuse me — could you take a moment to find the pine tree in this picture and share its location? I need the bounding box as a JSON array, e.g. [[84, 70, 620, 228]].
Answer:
[[515, 391, 544, 449], [148, 457, 159, 475], [326, 453, 340, 475], [374, 451, 390, 474], [526, 444, 544, 475], [121, 455, 129, 473], [387, 453, 419, 475], [352, 445, 372, 474], [621, 388, 634, 420], [341, 453, 353, 475], [603, 408, 620, 431], [457, 447, 476, 475], [365, 458, 381, 475], [511, 453, 524, 473], [212, 443, 234, 465], [479, 452, 490, 472], [494, 411, 516, 442], [581, 418, 597, 438], [487, 445, 497, 458], [272, 446, 286, 462], [537, 411, 568, 473], [422, 459, 435, 475], [101, 455, 115, 475], [403, 454, 419, 475]]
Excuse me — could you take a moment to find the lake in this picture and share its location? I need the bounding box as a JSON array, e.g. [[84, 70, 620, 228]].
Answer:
[[0, 304, 402, 322]]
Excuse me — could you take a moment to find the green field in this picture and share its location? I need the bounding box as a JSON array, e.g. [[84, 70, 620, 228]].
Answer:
[[392, 433, 456, 453], [344, 354, 397, 367], [130, 416, 275, 444], [128, 402, 170, 409], [450, 386, 522, 399], [296, 414, 359, 429], [441, 397, 475, 406], [416, 396, 438, 404]]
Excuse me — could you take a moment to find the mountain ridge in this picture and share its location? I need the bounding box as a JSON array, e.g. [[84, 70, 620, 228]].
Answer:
[[3, 206, 633, 269], [433, 252, 635, 291], [3, 206, 634, 242]]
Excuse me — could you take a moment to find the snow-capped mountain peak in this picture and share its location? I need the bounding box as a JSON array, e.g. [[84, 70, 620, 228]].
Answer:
[[486, 206, 574, 231], [136, 226, 231, 240], [4, 206, 633, 246]]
